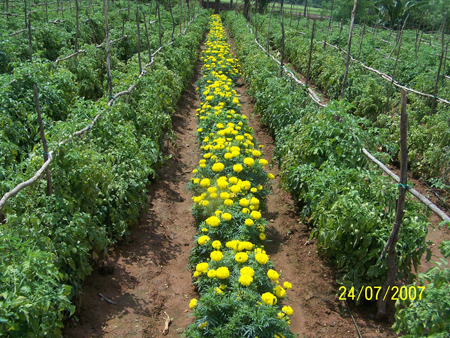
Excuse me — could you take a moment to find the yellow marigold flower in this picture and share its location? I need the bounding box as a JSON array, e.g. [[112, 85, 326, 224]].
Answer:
[[189, 299, 197, 309], [197, 128, 203, 133], [204, 153, 212, 159], [268, 173, 275, 179], [277, 312, 285, 319], [222, 212, 232, 221], [283, 281, 292, 290], [212, 163, 225, 172], [255, 252, 269, 264], [239, 275, 253, 286], [250, 197, 259, 205], [267, 269, 279, 281], [229, 176, 238, 184], [207, 269, 217, 278], [200, 178, 211, 187], [210, 193, 217, 198], [235, 252, 248, 263], [206, 95, 214, 101], [251, 187, 257, 193], [216, 123, 224, 129], [210, 251, 223, 262], [193, 271, 201, 277], [230, 185, 241, 193], [245, 219, 254, 226], [205, 216, 220, 227], [243, 241, 253, 250], [220, 192, 229, 199], [201, 228, 208, 232], [251, 210, 261, 220], [274, 334, 285, 338], [193, 169, 198, 173], [252, 150, 261, 157], [241, 181, 251, 190], [207, 187, 217, 193], [198, 235, 210, 246], [215, 287, 223, 295], [259, 159, 268, 166], [239, 198, 249, 207], [217, 180, 228, 189], [259, 233, 266, 240], [274, 285, 286, 298], [219, 284, 226, 290], [196, 262, 209, 273], [193, 178, 200, 184], [242, 208, 250, 214], [215, 210, 222, 216], [258, 185, 263, 190], [216, 267, 230, 279], [243, 158, 254, 167], [261, 292, 277, 305], [200, 163, 206, 168], [224, 199, 234, 206], [240, 266, 255, 277], [212, 240, 221, 249], [282, 306, 294, 316], [224, 152, 233, 160]]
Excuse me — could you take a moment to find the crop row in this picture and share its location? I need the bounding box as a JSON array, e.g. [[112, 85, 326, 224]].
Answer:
[[0, 10, 208, 337], [224, 11, 450, 336], [254, 13, 450, 183], [185, 14, 295, 338]]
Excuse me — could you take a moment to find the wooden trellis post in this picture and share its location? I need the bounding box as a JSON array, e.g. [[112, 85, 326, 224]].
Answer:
[[136, 0, 142, 72], [26, 5, 53, 196], [306, 19, 316, 85], [156, 0, 161, 46], [103, 0, 113, 98], [280, 0, 284, 78], [377, 89, 408, 320], [340, 0, 357, 100]]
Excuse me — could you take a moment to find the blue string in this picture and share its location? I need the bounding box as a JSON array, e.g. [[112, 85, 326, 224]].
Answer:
[[395, 183, 410, 189]]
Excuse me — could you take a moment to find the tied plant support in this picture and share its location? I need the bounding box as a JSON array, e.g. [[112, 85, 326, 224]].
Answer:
[[185, 15, 295, 338]]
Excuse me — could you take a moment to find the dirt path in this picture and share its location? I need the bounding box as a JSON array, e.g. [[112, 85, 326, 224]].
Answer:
[[64, 46, 204, 338]]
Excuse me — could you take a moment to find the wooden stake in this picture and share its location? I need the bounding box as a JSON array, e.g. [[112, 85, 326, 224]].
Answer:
[[340, 0, 357, 100], [376, 89, 408, 320], [86, 9, 97, 44], [141, 8, 151, 60], [267, 0, 275, 56], [338, 18, 343, 50], [431, 18, 446, 115], [385, 18, 406, 114], [103, 0, 113, 98], [136, 0, 142, 72], [357, 19, 365, 60], [27, 11, 53, 196]]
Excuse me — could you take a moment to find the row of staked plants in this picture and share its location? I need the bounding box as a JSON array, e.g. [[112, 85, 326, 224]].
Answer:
[[253, 13, 450, 186], [185, 14, 295, 338], [224, 11, 450, 336], [0, 10, 209, 337]]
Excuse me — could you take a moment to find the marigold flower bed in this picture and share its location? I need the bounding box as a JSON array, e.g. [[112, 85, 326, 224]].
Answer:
[[184, 15, 295, 338]]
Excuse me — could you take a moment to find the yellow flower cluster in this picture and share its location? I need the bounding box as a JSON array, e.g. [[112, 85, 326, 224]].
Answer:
[[187, 14, 293, 330]]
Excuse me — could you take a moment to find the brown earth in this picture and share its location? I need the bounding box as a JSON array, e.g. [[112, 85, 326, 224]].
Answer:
[[63, 24, 449, 338]]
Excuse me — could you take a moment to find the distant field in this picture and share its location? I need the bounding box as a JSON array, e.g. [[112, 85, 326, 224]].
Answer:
[[210, 0, 326, 16]]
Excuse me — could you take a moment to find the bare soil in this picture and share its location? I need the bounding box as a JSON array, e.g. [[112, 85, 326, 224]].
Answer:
[[63, 26, 450, 338]]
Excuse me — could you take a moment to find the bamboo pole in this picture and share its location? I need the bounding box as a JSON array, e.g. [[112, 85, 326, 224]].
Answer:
[[168, 0, 175, 41], [340, 0, 357, 100], [142, 8, 151, 61], [267, 0, 275, 56], [377, 89, 408, 320]]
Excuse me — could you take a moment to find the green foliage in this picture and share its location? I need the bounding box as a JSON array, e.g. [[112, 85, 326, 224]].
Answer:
[[0, 7, 209, 336], [225, 11, 430, 299], [392, 259, 450, 337]]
